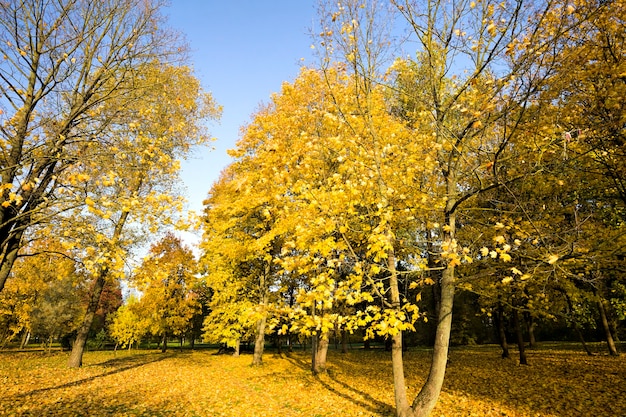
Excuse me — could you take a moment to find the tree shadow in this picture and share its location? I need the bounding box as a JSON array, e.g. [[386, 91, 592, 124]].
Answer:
[[13, 352, 170, 398], [282, 353, 396, 416]]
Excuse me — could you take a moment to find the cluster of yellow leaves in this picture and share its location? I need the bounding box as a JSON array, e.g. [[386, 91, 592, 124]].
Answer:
[[0, 345, 624, 416]]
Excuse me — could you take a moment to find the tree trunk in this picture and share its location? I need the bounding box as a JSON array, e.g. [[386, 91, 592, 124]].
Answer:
[[512, 310, 528, 365], [161, 333, 168, 353], [496, 305, 510, 359], [341, 329, 348, 354], [562, 289, 593, 356], [0, 232, 23, 293], [575, 326, 594, 356], [20, 331, 30, 349], [525, 313, 537, 348], [597, 296, 619, 356], [312, 331, 329, 374], [428, 242, 442, 346], [410, 262, 455, 417], [234, 339, 240, 357], [409, 201, 457, 417], [252, 310, 267, 365], [252, 262, 269, 366], [68, 209, 132, 368], [384, 242, 412, 416], [68, 273, 106, 368]]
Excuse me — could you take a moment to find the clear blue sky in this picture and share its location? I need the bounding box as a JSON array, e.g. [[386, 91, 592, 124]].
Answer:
[[165, 1, 318, 216]]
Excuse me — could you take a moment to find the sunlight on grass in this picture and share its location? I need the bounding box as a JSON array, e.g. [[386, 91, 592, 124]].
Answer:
[[0, 345, 623, 416]]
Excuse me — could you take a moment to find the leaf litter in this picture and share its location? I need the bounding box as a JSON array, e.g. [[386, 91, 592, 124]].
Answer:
[[0, 344, 624, 416]]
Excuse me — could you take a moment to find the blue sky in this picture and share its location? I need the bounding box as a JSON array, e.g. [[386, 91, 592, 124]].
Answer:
[[165, 1, 318, 216]]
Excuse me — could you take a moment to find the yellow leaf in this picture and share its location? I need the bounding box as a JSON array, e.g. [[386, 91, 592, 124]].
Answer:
[[547, 254, 559, 264]]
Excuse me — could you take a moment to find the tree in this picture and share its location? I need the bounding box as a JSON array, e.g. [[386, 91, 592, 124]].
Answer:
[[201, 164, 284, 365], [0, 238, 83, 348], [65, 58, 218, 367], [130, 233, 200, 352], [0, 0, 220, 367], [109, 295, 145, 350], [311, 0, 591, 415], [0, 0, 184, 293]]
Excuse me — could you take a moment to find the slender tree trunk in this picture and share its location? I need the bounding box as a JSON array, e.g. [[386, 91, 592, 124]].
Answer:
[[427, 242, 442, 346], [68, 209, 132, 368], [496, 305, 510, 359], [20, 331, 30, 349], [252, 262, 269, 366], [68, 273, 106, 368], [575, 327, 594, 356], [512, 310, 528, 365], [234, 339, 240, 357], [597, 297, 619, 356], [386, 242, 411, 416], [410, 205, 457, 417], [410, 262, 455, 417]]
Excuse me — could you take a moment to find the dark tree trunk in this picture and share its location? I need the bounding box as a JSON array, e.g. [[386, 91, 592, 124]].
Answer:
[[0, 231, 24, 293], [68, 274, 106, 368], [341, 329, 348, 354], [562, 289, 593, 356], [597, 297, 619, 356], [161, 333, 168, 353], [512, 310, 528, 365], [575, 327, 594, 356], [496, 305, 510, 359], [525, 312, 537, 348]]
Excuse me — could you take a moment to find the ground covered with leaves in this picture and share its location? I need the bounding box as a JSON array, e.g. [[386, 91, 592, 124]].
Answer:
[[0, 344, 624, 416]]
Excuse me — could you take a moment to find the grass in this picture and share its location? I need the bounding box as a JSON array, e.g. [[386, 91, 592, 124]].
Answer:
[[0, 344, 624, 416]]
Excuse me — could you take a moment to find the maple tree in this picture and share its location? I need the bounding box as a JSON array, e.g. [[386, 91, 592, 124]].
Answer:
[[201, 162, 284, 364], [129, 233, 200, 352], [0, 0, 221, 367], [0, 0, 178, 293], [0, 238, 83, 348], [109, 295, 145, 350], [308, 0, 592, 414], [457, 0, 626, 360], [64, 58, 219, 367], [195, 0, 623, 413]]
